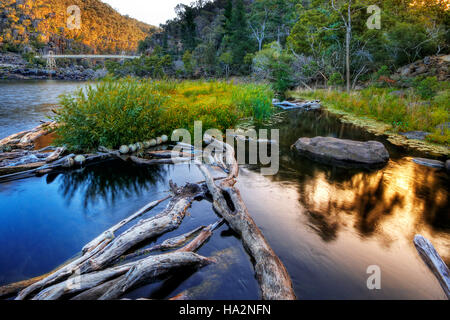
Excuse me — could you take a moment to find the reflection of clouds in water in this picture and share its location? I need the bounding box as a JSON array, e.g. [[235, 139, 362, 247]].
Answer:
[[50, 161, 167, 209]]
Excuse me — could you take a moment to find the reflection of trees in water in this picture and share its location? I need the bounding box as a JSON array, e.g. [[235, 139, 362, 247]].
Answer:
[[52, 161, 167, 208], [273, 155, 449, 251]]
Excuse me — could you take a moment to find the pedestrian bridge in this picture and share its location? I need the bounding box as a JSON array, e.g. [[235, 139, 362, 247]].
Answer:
[[35, 54, 139, 59]]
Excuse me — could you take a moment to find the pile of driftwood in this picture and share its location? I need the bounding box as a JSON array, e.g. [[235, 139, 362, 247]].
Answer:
[[273, 99, 321, 110], [0, 131, 296, 300]]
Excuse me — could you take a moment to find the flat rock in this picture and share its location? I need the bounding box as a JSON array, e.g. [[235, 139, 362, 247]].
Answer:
[[413, 158, 445, 169], [293, 136, 390, 168]]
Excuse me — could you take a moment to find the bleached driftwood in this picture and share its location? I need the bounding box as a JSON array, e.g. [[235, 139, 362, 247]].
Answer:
[[98, 252, 214, 300], [120, 225, 205, 260], [414, 235, 450, 299], [197, 136, 296, 300], [82, 195, 172, 255], [79, 183, 202, 274], [0, 122, 57, 149], [15, 188, 193, 300], [273, 100, 321, 110]]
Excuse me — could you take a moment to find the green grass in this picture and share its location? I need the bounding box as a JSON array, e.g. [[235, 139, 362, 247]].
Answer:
[[292, 86, 450, 146], [54, 78, 274, 151]]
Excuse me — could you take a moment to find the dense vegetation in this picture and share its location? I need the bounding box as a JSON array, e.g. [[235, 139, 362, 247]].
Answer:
[[0, 0, 157, 53], [133, 0, 449, 92], [295, 82, 450, 145], [54, 78, 274, 151]]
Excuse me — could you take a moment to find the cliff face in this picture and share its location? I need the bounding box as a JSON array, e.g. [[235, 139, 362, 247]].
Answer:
[[0, 0, 157, 53]]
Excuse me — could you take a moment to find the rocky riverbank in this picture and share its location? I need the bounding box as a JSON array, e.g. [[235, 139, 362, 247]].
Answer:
[[0, 53, 107, 81]]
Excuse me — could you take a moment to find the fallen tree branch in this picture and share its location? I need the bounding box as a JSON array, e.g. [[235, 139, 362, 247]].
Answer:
[[198, 136, 296, 300], [414, 235, 450, 299], [120, 225, 205, 261], [98, 252, 214, 300], [82, 195, 172, 255], [79, 183, 203, 274]]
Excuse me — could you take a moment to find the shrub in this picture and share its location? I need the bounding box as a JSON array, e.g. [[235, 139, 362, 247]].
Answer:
[[54, 78, 274, 151], [414, 76, 440, 99], [328, 72, 344, 87]]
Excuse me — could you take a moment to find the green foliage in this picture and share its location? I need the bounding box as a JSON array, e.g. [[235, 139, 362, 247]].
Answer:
[[182, 51, 194, 76], [252, 42, 294, 97], [106, 48, 172, 79], [0, 0, 158, 54], [328, 72, 344, 86], [296, 85, 450, 146], [54, 78, 274, 151], [414, 76, 440, 100]]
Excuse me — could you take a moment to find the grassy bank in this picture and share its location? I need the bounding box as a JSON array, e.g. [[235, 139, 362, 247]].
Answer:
[[291, 87, 450, 147], [54, 78, 274, 151]]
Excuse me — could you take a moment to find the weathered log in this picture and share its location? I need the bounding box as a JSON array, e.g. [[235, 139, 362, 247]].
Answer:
[[0, 274, 50, 299], [120, 225, 205, 261], [70, 278, 119, 300], [45, 147, 67, 163], [146, 150, 194, 159], [18, 122, 57, 146], [31, 263, 134, 300], [82, 195, 172, 255], [79, 183, 202, 274], [0, 129, 32, 147], [98, 252, 214, 300], [273, 100, 321, 110], [72, 222, 221, 300], [15, 235, 114, 300], [414, 235, 450, 299], [129, 156, 192, 166], [0, 161, 46, 176], [178, 220, 224, 253], [198, 136, 296, 300]]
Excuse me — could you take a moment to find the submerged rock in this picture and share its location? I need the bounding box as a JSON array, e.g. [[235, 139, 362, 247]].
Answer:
[[413, 158, 445, 169], [293, 136, 390, 168]]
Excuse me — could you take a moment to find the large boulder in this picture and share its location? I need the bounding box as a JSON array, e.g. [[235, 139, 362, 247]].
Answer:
[[293, 136, 390, 168]]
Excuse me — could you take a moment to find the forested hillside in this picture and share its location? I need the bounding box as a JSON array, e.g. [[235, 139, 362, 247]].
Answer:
[[0, 0, 157, 53], [137, 0, 449, 88]]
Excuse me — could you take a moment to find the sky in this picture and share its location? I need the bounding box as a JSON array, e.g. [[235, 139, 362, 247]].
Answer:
[[102, 0, 193, 26]]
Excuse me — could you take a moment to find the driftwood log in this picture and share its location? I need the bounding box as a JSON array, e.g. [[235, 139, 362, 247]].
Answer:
[[414, 235, 450, 299], [197, 135, 296, 300], [1, 130, 296, 300], [273, 100, 321, 110], [0, 121, 57, 150]]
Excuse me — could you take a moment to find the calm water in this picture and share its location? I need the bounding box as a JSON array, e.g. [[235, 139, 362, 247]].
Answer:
[[0, 80, 88, 139], [0, 81, 448, 300]]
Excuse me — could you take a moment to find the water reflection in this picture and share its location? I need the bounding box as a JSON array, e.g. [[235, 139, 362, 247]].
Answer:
[[51, 161, 166, 209]]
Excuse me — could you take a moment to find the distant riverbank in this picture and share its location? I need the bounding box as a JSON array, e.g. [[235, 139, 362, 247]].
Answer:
[[0, 52, 107, 81]]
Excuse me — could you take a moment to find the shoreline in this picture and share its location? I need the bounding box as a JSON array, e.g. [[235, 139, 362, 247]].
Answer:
[[290, 93, 449, 160]]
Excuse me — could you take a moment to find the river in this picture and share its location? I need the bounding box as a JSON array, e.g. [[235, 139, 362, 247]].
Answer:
[[0, 81, 448, 300]]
